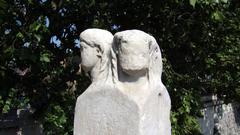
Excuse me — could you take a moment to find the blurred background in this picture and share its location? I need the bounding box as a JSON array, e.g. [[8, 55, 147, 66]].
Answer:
[[0, 0, 239, 135]]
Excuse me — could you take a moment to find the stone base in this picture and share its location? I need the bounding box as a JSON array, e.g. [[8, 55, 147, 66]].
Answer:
[[74, 84, 171, 135]]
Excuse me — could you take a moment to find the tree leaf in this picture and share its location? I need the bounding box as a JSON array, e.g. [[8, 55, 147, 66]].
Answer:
[[211, 10, 225, 21], [34, 34, 42, 42], [221, 0, 228, 3], [2, 104, 10, 113], [16, 32, 24, 39], [189, 0, 197, 7], [0, 0, 7, 9], [40, 53, 50, 63]]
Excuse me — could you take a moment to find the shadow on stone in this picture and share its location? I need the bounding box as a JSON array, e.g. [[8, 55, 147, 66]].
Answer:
[[233, 103, 240, 126]]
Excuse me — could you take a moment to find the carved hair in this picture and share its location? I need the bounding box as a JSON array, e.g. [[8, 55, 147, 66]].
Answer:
[[80, 28, 113, 82], [148, 35, 163, 86]]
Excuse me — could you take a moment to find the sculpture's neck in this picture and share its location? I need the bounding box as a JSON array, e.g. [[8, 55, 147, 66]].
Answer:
[[90, 60, 111, 83], [118, 71, 149, 89]]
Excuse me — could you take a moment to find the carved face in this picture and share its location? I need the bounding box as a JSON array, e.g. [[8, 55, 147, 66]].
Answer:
[[118, 38, 149, 76], [80, 41, 100, 72]]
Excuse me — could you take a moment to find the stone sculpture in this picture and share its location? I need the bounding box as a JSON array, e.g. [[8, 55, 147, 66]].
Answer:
[[78, 28, 113, 83], [74, 29, 171, 135], [112, 30, 171, 135], [74, 28, 114, 135]]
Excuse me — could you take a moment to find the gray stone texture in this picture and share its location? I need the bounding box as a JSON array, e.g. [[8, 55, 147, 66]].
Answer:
[[74, 29, 171, 135], [0, 109, 43, 135], [199, 96, 240, 135]]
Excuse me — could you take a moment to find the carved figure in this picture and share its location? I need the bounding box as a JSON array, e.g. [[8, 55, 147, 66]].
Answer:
[[79, 28, 113, 83], [74, 28, 114, 135], [74, 29, 171, 135], [74, 29, 139, 135], [112, 30, 171, 135]]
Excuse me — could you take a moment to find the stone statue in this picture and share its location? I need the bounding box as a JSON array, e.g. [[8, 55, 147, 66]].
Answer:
[[111, 30, 171, 135], [79, 28, 113, 83], [74, 29, 171, 135], [74, 28, 114, 135], [74, 29, 140, 135]]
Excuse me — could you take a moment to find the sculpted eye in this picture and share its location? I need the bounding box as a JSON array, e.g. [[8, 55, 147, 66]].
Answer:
[[118, 38, 121, 44], [96, 49, 100, 53]]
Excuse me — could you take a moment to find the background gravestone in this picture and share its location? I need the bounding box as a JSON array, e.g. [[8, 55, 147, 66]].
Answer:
[[0, 109, 43, 135], [198, 96, 240, 135]]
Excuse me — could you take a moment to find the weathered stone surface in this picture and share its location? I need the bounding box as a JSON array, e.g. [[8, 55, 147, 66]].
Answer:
[[74, 29, 171, 135], [74, 28, 115, 135], [112, 30, 171, 135], [215, 103, 240, 135], [0, 109, 43, 135], [199, 96, 240, 135]]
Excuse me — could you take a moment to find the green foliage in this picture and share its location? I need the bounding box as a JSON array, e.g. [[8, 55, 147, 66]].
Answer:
[[44, 105, 67, 135], [0, 0, 239, 134], [189, 0, 197, 7]]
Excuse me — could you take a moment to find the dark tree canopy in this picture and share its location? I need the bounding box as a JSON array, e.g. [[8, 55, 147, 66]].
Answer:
[[0, 0, 239, 134]]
